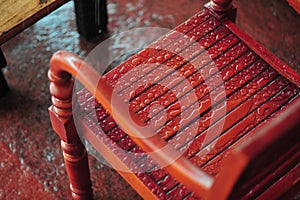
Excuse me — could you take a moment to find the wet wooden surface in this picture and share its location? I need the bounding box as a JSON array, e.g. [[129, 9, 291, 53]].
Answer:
[[75, 8, 300, 199], [0, 0, 68, 44]]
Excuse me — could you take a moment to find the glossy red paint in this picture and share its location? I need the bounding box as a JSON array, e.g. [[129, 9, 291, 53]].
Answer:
[[48, 1, 300, 199]]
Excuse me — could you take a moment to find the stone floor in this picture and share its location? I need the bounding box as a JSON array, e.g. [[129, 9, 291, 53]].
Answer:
[[0, 0, 299, 199]]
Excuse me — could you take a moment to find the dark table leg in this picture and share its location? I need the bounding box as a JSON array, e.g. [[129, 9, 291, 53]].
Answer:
[[73, 0, 108, 40], [0, 48, 9, 97]]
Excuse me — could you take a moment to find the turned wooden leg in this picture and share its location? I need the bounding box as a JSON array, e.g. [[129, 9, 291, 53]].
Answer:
[[205, 0, 237, 22], [48, 68, 93, 199], [61, 141, 92, 200], [0, 48, 9, 97], [74, 0, 108, 40]]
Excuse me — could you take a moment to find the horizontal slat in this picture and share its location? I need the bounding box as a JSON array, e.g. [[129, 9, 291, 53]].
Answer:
[[202, 86, 300, 176], [121, 26, 233, 102], [257, 163, 300, 200], [152, 86, 299, 196], [103, 10, 212, 88]]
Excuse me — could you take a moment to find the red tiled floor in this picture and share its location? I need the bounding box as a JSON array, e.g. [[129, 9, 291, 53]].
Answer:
[[0, 0, 299, 199], [0, 142, 54, 199]]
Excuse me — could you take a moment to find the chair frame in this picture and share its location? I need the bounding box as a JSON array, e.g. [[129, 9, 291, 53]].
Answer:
[[48, 0, 300, 199]]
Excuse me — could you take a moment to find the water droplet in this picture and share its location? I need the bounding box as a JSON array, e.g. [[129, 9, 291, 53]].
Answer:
[[130, 76, 137, 82], [241, 89, 248, 96], [144, 99, 150, 104], [210, 53, 217, 58], [165, 130, 172, 137], [245, 74, 252, 81], [164, 100, 170, 106], [170, 109, 181, 117], [182, 85, 190, 93], [113, 73, 119, 80], [164, 53, 172, 60], [156, 55, 164, 62], [182, 29, 188, 33], [154, 75, 161, 82], [262, 92, 269, 98], [198, 12, 206, 17], [249, 89, 255, 94], [148, 57, 155, 63], [183, 69, 192, 76], [185, 19, 193, 26], [132, 58, 141, 65], [231, 77, 238, 82], [209, 68, 217, 75], [147, 92, 154, 99], [224, 70, 234, 79], [190, 81, 198, 87], [258, 104, 270, 116], [139, 49, 149, 57], [119, 66, 127, 73], [155, 45, 162, 51], [254, 95, 261, 100], [139, 102, 145, 108], [236, 63, 243, 71]]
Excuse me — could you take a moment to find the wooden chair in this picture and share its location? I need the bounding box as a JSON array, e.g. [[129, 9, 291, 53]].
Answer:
[[0, 0, 108, 96], [48, 0, 300, 199]]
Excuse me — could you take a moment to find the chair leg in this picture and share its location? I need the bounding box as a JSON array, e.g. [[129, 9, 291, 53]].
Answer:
[[73, 0, 108, 40], [61, 140, 93, 200], [48, 112, 93, 199], [48, 67, 93, 199], [0, 48, 9, 97]]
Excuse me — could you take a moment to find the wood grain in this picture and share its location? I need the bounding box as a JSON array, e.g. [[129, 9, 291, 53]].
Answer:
[[0, 0, 68, 44]]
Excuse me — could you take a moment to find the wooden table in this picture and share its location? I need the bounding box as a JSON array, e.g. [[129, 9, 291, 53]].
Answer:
[[0, 0, 68, 45], [0, 0, 69, 96], [0, 0, 108, 96]]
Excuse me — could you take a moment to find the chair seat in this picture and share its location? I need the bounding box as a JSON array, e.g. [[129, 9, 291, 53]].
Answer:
[[73, 8, 300, 200]]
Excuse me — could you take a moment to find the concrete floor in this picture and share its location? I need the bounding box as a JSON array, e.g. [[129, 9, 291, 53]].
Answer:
[[0, 0, 299, 199]]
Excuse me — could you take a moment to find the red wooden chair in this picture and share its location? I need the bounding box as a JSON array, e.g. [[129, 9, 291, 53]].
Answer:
[[48, 0, 300, 199]]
